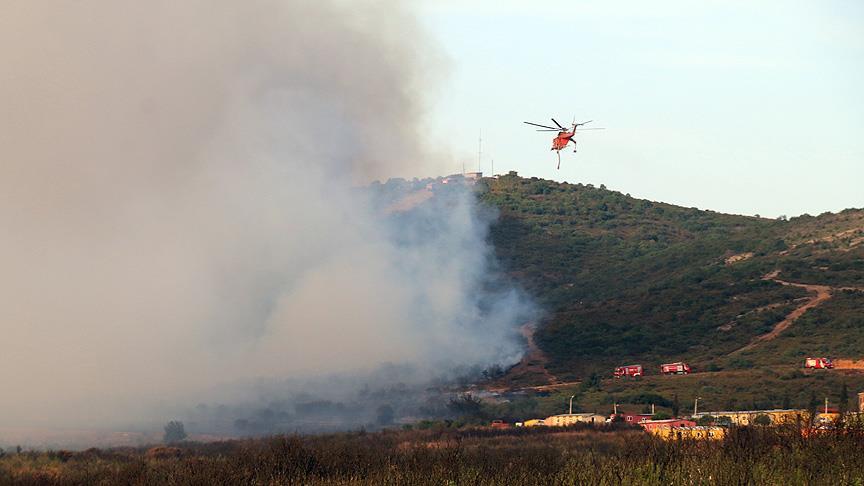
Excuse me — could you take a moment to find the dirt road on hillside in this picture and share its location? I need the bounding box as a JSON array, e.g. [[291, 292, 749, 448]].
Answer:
[[735, 272, 833, 353], [511, 323, 557, 383], [485, 323, 567, 392], [833, 359, 864, 370]]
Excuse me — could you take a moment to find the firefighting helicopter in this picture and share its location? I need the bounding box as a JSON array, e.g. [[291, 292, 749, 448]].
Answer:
[[524, 118, 604, 169]]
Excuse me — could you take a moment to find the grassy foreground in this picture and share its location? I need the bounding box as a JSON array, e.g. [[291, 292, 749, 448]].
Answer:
[[2, 425, 863, 485]]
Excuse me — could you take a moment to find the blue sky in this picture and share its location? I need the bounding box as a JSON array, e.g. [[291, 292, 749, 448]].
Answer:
[[418, 0, 863, 217]]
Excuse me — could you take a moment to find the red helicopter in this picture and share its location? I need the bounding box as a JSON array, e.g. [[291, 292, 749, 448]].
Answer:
[[524, 118, 604, 169]]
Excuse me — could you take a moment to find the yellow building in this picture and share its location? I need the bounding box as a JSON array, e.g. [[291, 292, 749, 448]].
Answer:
[[649, 426, 726, 441], [696, 409, 845, 427], [845, 412, 864, 426], [814, 411, 841, 425], [544, 413, 606, 427], [521, 419, 546, 427], [695, 409, 808, 426]]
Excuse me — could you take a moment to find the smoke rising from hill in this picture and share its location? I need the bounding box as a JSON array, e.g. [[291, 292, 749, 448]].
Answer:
[[0, 1, 531, 431]]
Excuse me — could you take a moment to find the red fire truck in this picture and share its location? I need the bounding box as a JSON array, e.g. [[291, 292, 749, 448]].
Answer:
[[614, 365, 643, 378], [660, 362, 692, 375], [804, 357, 834, 369]]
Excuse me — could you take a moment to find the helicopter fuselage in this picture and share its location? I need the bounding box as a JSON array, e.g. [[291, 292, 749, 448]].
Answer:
[[551, 131, 575, 151]]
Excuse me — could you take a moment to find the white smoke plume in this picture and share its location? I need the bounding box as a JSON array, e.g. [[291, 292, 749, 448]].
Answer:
[[0, 1, 531, 433]]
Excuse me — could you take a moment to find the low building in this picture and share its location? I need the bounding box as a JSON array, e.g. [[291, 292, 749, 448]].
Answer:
[[815, 410, 841, 425], [845, 412, 864, 426], [544, 413, 606, 427], [639, 419, 696, 431], [522, 419, 545, 427], [693, 409, 808, 426], [610, 413, 654, 425], [650, 426, 726, 441]]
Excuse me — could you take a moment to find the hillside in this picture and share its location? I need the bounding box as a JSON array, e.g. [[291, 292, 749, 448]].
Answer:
[[478, 174, 864, 386]]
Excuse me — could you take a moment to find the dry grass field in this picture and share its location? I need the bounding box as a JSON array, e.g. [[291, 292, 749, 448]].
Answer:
[[2, 424, 863, 485]]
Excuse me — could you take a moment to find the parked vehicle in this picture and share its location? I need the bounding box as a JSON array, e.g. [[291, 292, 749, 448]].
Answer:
[[614, 364, 643, 378], [661, 362, 692, 375], [804, 357, 834, 369]]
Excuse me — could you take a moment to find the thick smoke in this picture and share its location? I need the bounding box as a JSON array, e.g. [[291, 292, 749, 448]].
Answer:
[[0, 1, 531, 434]]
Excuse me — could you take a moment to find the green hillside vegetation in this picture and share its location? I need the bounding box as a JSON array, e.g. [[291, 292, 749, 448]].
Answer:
[[477, 174, 864, 379], [736, 290, 864, 367]]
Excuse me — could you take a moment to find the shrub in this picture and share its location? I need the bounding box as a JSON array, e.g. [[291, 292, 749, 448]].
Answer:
[[163, 420, 187, 444]]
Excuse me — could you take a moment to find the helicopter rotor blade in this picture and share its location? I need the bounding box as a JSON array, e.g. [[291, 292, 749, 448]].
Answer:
[[574, 120, 593, 127], [574, 127, 605, 130], [536, 129, 560, 132], [524, 121, 560, 130], [551, 118, 565, 129]]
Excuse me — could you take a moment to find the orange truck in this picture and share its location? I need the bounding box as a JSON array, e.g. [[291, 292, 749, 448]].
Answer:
[[804, 357, 834, 369]]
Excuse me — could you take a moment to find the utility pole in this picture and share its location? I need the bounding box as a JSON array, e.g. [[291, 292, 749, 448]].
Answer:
[[613, 402, 618, 415], [694, 397, 702, 417], [478, 129, 482, 173], [651, 403, 655, 415], [569, 395, 575, 415], [825, 397, 829, 414]]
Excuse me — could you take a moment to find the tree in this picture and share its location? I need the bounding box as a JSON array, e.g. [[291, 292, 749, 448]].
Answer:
[[753, 414, 772, 426], [376, 405, 395, 426], [715, 416, 732, 427], [839, 384, 850, 413], [580, 372, 602, 392], [807, 391, 820, 425], [163, 420, 187, 444], [808, 390, 819, 411], [696, 415, 714, 426], [671, 394, 681, 418], [447, 394, 485, 420]]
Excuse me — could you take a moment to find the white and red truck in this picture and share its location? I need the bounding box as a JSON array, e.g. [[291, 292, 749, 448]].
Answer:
[[804, 357, 834, 369], [614, 364, 643, 378], [660, 362, 692, 375]]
